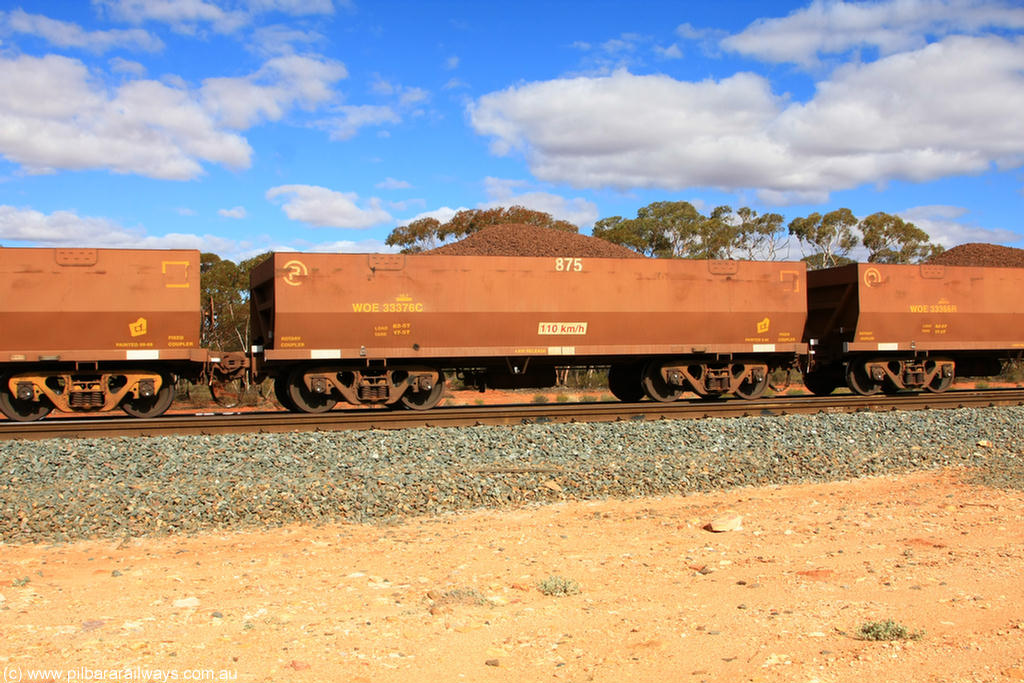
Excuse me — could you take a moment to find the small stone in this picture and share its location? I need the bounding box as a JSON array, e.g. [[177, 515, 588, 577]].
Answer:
[[82, 620, 105, 632], [542, 480, 562, 492], [977, 439, 994, 448], [706, 511, 743, 533], [173, 597, 201, 609], [288, 660, 310, 671], [485, 659, 500, 667]]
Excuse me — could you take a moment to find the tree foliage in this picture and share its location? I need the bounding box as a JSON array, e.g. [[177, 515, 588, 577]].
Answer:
[[594, 201, 789, 260], [788, 208, 860, 269], [731, 207, 787, 260], [200, 252, 269, 352], [859, 211, 945, 263], [385, 206, 577, 253], [594, 202, 942, 267]]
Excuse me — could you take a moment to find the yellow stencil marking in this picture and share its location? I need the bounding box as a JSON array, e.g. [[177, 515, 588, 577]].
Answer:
[[283, 260, 309, 286], [162, 261, 190, 288]]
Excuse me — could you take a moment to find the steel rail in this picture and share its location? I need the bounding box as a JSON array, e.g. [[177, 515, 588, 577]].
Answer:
[[2, 389, 1024, 441]]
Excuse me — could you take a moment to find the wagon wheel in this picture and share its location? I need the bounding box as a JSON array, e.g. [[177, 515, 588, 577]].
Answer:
[[0, 380, 52, 422], [925, 361, 954, 393], [734, 373, 769, 400], [273, 377, 298, 411], [608, 364, 645, 402], [209, 377, 248, 408], [801, 371, 838, 396], [845, 363, 882, 396], [121, 374, 176, 418], [400, 373, 445, 410], [641, 361, 684, 403], [286, 369, 337, 413]]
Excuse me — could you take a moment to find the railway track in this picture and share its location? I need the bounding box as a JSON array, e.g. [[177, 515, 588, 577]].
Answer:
[[2, 388, 1024, 441]]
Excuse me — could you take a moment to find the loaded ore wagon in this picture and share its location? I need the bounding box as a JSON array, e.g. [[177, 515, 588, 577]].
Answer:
[[249, 252, 808, 411], [0, 248, 239, 421], [803, 262, 1024, 395]]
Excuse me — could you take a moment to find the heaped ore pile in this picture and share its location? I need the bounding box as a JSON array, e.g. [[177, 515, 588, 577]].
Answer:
[[425, 223, 642, 258], [930, 243, 1024, 268]]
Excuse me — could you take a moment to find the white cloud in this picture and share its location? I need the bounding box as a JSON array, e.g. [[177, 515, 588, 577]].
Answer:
[[399, 86, 429, 107], [218, 206, 246, 219], [722, 0, 1024, 66], [376, 177, 412, 190], [304, 238, 398, 253], [201, 54, 346, 129], [444, 55, 459, 70], [109, 56, 147, 76], [470, 69, 783, 190], [3, 9, 164, 52], [403, 206, 466, 226], [250, 24, 324, 56], [245, 0, 334, 15], [443, 77, 468, 90], [94, 0, 334, 34], [93, 0, 250, 33], [469, 36, 1024, 199], [266, 184, 392, 228], [323, 104, 400, 140], [899, 205, 1021, 247], [0, 54, 251, 179], [0, 51, 348, 180], [654, 44, 682, 59], [0, 204, 236, 252], [676, 22, 719, 41], [481, 177, 598, 227]]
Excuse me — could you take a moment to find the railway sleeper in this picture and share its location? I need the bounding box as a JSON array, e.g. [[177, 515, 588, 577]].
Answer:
[[1, 370, 173, 420]]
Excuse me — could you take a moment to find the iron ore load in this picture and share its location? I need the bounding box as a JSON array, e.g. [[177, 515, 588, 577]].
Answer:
[[248, 253, 808, 411], [0, 247, 244, 421]]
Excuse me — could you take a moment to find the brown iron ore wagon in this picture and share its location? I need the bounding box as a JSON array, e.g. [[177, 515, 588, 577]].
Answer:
[[0, 247, 243, 421], [803, 262, 1024, 395], [249, 252, 809, 411]]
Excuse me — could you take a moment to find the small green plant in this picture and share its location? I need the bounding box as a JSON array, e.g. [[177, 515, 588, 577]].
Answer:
[[474, 398, 486, 405], [537, 575, 581, 597], [531, 394, 550, 404], [579, 394, 597, 403], [555, 393, 570, 403], [856, 620, 924, 641], [11, 576, 30, 587], [431, 588, 488, 607], [974, 379, 991, 390]]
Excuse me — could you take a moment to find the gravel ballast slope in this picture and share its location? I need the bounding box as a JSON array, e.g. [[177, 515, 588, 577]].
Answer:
[[2, 407, 1022, 544]]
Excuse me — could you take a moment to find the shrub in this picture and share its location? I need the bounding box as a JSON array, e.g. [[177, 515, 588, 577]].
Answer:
[[856, 620, 923, 641], [537, 576, 581, 597]]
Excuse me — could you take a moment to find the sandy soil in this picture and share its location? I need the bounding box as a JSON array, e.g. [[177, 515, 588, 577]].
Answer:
[[1, 468, 1022, 683]]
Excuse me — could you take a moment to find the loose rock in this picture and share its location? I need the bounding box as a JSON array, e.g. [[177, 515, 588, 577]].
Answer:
[[2, 406, 1024, 544]]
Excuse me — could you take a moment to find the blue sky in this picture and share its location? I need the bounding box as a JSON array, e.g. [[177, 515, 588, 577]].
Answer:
[[1, 0, 1023, 260]]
